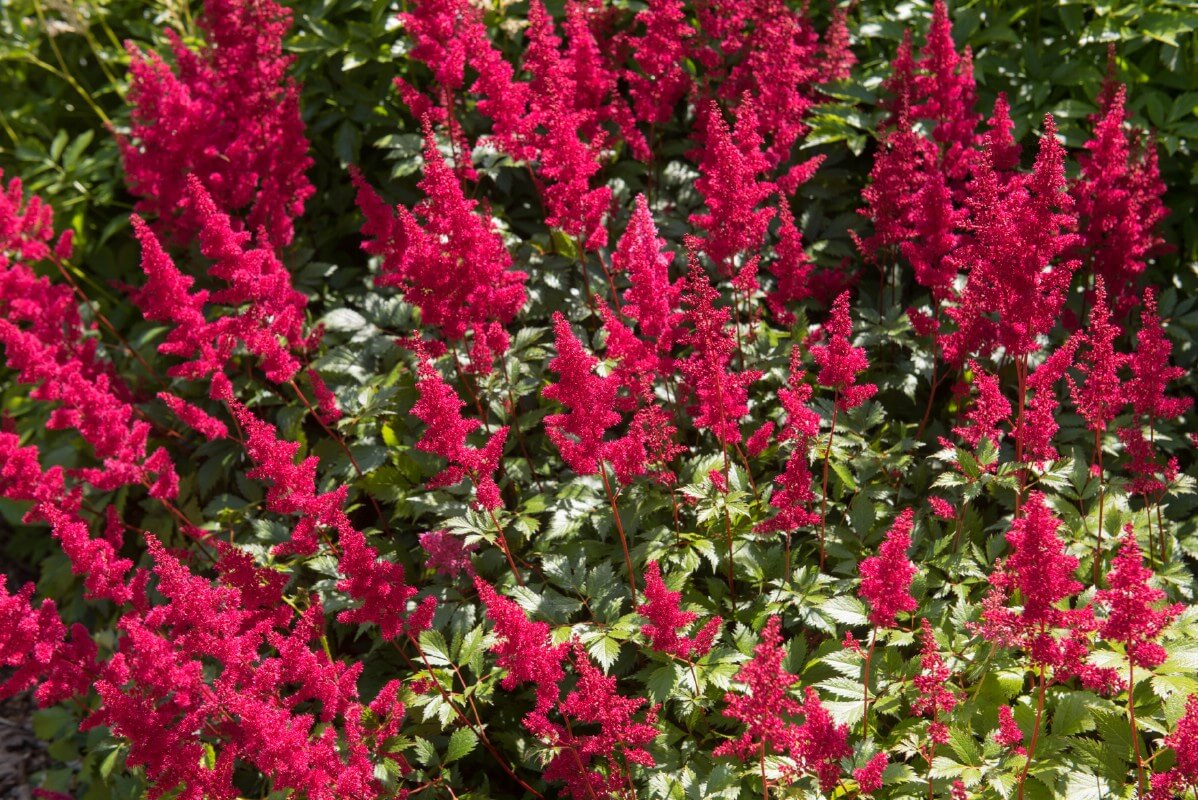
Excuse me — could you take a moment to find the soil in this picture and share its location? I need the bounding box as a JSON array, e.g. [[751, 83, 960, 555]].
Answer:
[[0, 690, 48, 800]]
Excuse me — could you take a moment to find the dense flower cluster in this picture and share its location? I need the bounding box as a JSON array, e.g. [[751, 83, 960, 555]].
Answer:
[[122, 0, 313, 248], [1, 2, 1195, 799]]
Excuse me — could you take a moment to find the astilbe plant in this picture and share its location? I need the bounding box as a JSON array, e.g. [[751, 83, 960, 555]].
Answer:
[[2, 2, 1197, 800], [122, 0, 313, 248]]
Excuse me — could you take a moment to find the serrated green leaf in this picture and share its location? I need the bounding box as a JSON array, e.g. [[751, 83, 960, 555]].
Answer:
[[444, 727, 478, 764]]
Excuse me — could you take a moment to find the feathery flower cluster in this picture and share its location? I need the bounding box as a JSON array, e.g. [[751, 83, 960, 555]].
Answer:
[[858, 509, 918, 628], [474, 577, 567, 732], [976, 494, 1119, 691], [912, 618, 957, 743], [638, 561, 722, 659], [994, 705, 1025, 755], [811, 291, 876, 409], [615, 195, 682, 370], [1127, 288, 1192, 423], [1069, 280, 1127, 433], [854, 752, 889, 794], [714, 616, 802, 761], [758, 346, 821, 533], [690, 102, 775, 276], [1097, 529, 1181, 668], [1074, 85, 1169, 315], [941, 118, 1081, 362], [679, 250, 762, 444], [624, 0, 692, 126], [542, 643, 659, 799], [132, 178, 315, 385], [1, 174, 174, 495], [1151, 696, 1198, 800], [410, 351, 508, 509], [950, 363, 1010, 450], [354, 126, 527, 371], [0, 576, 97, 707], [419, 530, 477, 578], [122, 0, 313, 248], [543, 312, 621, 475], [1018, 338, 1078, 465], [85, 537, 399, 800]]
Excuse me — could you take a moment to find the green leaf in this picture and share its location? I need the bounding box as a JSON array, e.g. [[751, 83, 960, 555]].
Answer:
[[646, 662, 682, 703], [830, 460, 858, 492], [444, 727, 478, 764], [1051, 692, 1095, 736], [820, 595, 869, 627], [419, 630, 452, 666], [947, 726, 983, 767]]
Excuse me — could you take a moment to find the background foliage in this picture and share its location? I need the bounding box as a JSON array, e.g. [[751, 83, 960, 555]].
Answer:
[[1, 1, 1197, 799]]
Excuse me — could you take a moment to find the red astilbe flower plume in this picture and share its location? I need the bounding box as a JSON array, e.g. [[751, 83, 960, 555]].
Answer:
[[474, 576, 567, 732], [881, 30, 917, 123], [811, 291, 877, 410], [543, 312, 621, 476], [353, 126, 527, 371], [822, 6, 856, 83], [994, 705, 1025, 755], [337, 527, 434, 640], [598, 301, 660, 410], [941, 121, 1082, 363], [419, 530, 477, 578], [858, 509, 918, 628], [560, 0, 646, 159], [1, 176, 173, 495], [218, 387, 436, 638], [638, 561, 722, 659], [900, 164, 965, 299], [854, 752, 888, 795], [90, 537, 396, 800], [912, 0, 980, 184], [949, 362, 1010, 451], [122, 0, 313, 248], [1017, 337, 1078, 465], [630, 405, 687, 487], [912, 618, 957, 743], [1128, 288, 1192, 423], [542, 643, 659, 799], [1150, 695, 1198, 800], [0, 576, 98, 707], [793, 685, 851, 792], [1119, 425, 1181, 499], [690, 101, 776, 276], [765, 201, 815, 325], [624, 0, 693, 126], [856, 108, 939, 260], [522, 1, 614, 251], [0, 432, 67, 511], [159, 392, 228, 440], [1096, 529, 1181, 669], [1074, 84, 1169, 315], [757, 347, 821, 534], [984, 93, 1022, 177], [616, 194, 682, 369], [1068, 279, 1127, 433], [190, 179, 312, 377], [41, 505, 135, 605], [131, 177, 323, 388], [714, 616, 802, 761], [716, 0, 822, 174], [678, 248, 762, 445], [410, 351, 508, 509], [993, 493, 1081, 627], [975, 493, 1119, 692], [397, 0, 533, 159]]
